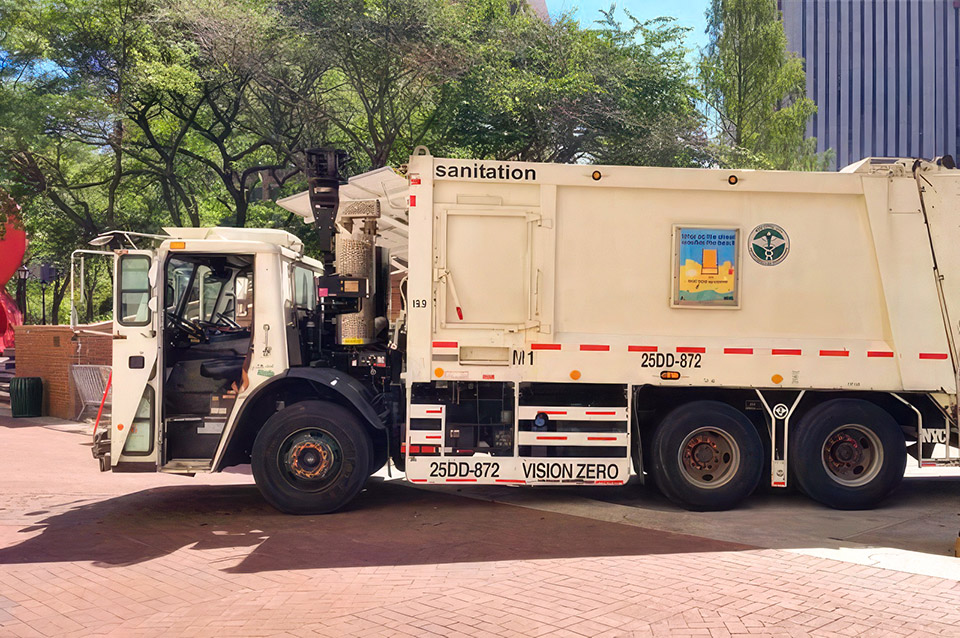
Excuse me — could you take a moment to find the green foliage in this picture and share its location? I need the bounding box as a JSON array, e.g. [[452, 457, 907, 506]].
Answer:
[[698, 0, 832, 170], [0, 0, 714, 321]]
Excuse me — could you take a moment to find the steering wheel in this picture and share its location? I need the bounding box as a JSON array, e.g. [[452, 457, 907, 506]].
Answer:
[[165, 310, 208, 345]]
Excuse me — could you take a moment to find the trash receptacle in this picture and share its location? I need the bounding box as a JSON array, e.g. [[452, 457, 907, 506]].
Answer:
[[10, 377, 43, 418]]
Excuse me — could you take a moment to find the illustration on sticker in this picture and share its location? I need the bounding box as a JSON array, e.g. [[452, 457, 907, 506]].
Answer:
[[749, 224, 789, 266], [674, 227, 739, 307]]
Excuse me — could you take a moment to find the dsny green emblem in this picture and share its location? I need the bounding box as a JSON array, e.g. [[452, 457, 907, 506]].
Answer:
[[749, 224, 789, 266]]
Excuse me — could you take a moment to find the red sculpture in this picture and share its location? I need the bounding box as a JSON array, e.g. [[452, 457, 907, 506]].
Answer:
[[0, 191, 26, 354]]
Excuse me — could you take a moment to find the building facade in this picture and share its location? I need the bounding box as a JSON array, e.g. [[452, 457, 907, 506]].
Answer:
[[780, 0, 960, 168]]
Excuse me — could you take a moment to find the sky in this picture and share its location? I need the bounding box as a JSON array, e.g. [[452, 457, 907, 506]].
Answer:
[[544, 0, 710, 54]]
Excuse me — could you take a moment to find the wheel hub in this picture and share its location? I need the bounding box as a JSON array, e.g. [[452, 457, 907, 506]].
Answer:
[[287, 437, 335, 480], [678, 428, 740, 489], [820, 425, 882, 486], [685, 436, 720, 470]]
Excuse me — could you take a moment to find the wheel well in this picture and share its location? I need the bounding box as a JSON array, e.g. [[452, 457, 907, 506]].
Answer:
[[217, 378, 387, 470]]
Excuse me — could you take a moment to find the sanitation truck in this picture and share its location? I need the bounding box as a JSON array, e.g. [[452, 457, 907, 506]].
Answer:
[[84, 148, 960, 514]]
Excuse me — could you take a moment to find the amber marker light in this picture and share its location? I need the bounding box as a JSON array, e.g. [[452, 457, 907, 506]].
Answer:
[[570, 370, 581, 380], [772, 374, 784, 384], [591, 170, 602, 181], [434, 367, 444, 378], [170, 241, 186, 249], [661, 371, 680, 380], [727, 175, 738, 185]]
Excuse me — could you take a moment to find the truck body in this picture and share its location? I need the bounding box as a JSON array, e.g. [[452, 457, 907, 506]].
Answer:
[[87, 150, 960, 513]]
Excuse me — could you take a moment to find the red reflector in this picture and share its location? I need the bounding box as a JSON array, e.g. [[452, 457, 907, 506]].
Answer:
[[542, 410, 567, 415], [587, 436, 618, 441], [425, 435, 441, 440], [410, 177, 421, 185], [531, 343, 562, 350], [772, 348, 802, 355], [677, 347, 706, 354], [401, 443, 407, 453], [432, 341, 458, 348], [628, 345, 657, 352], [537, 436, 567, 441], [495, 479, 526, 483], [425, 409, 442, 414], [580, 344, 610, 351], [447, 478, 477, 482], [723, 348, 753, 355], [820, 350, 849, 357], [920, 353, 949, 360], [410, 195, 416, 206], [483, 374, 495, 380], [409, 445, 420, 453], [867, 351, 895, 358], [421, 446, 436, 453], [455, 306, 463, 320], [585, 411, 616, 416]]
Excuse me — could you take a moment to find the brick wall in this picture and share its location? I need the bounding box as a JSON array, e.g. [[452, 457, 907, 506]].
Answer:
[[14, 324, 112, 419]]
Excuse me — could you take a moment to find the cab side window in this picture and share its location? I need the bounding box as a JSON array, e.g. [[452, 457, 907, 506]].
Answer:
[[118, 255, 152, 326]]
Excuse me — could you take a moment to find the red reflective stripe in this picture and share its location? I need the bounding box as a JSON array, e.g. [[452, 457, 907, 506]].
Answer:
[[723, 348, 753, 355], [537, 436, 567, 440], [410, 479, 427, 483], [921, 461, 937, 467], [920, 353, 949, 360], [677, 347, 705, 353], [409, 445, 420, 453], [447, 478, 477, 482], [432, 341, 458, 348], [628, 345, 657, 352], [867, 351, 895, 358], [587, 436, 618, 441], [531, 343, 562, 350], [580, 344, 610, 351], [772, 349, 802, 355], [410, 195, 416, 206], [425, 435, 441, 440], [542, 411, 567, 415], [820, 350, 849, 357], [425, 409, 442, 414], [400, 443, 406, 453], [496, 479, 526, 483], [585, 411, 617, 416]]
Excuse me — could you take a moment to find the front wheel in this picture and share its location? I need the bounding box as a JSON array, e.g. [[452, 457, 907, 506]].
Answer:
[[252, 401, 371, 514], [791, 399, 905, 510], [650, 401, 764, 511]]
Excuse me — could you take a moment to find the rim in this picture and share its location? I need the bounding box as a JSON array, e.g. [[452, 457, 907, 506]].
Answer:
[[277, 428, 344, 492], [820, 424, 883, 487], [677, 426, 741, 489]]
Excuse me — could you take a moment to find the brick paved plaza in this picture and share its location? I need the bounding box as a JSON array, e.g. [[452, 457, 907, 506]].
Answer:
[[1, 414, 959, 637]]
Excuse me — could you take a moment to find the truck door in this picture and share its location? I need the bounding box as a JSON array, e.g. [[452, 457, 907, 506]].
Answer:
[[111, 250, 159, 465]]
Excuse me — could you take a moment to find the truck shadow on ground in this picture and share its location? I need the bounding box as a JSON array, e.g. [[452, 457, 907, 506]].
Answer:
[[0, 478, 753, 573]]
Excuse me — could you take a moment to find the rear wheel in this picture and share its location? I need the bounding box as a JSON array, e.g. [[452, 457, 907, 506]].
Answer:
[[791, 399, 905, 510], [651, 401, 763, 511], [252, 400, 371, 514]]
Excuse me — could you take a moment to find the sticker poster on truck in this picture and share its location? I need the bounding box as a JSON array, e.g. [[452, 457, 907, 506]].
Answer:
[[673, 226, 740, 308]]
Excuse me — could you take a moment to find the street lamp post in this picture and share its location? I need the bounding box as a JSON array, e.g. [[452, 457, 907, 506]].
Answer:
[[15, 266, 28, 319]]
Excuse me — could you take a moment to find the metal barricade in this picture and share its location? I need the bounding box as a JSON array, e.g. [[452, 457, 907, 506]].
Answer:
[[72, 364, 112, 421]]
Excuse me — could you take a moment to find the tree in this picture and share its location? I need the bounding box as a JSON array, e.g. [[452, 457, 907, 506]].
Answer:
[[698, 0, 831, 170], [441, 7, 707, 166]]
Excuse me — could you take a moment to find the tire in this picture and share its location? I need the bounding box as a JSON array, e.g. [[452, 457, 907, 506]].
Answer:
[[651, 401, 764, 511], [251, 400, 371, 514], [791, 399, 905, 510]]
